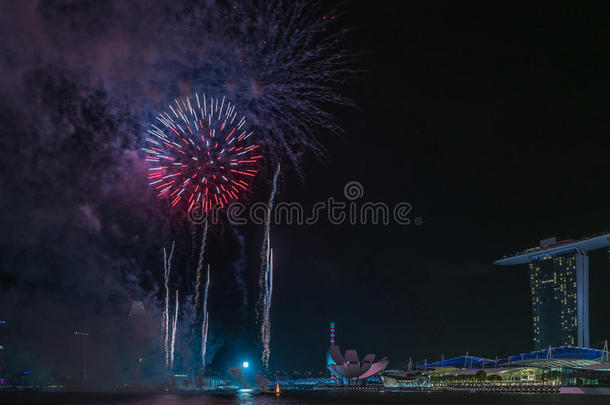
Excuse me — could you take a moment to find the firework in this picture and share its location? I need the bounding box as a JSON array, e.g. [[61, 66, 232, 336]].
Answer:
[[129, 0, 350, 376], [103, 0, 355, 173], [143, 93, 262, 212], [162, 242, 175, 370], [194, 220, 208, 311], [260, 238, 274, 370], [170, 290, 179, 370], [211, 2, 354, 165], [201, 265, 211, 371], [258, 163, 280, 370], [201, 313, 209, 371]]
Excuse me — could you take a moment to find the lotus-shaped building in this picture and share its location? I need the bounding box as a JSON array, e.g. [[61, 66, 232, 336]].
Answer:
[[327, 345, 389, 380]]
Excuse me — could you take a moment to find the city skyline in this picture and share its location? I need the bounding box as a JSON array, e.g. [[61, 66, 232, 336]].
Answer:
[[2, 1, 610, 388]]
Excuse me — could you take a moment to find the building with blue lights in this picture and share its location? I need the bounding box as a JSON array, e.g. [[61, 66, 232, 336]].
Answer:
[[418, 346, 607, 370], [381, 346, 610, 393], [495, 234, 610, 349]]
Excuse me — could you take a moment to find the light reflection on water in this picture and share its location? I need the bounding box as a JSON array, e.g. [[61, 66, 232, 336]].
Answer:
[[1, 391, 610, 405]]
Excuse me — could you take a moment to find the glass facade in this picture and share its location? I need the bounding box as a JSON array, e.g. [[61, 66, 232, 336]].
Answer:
[[528, 253, 578, 350], [561, 367, 610, 387]]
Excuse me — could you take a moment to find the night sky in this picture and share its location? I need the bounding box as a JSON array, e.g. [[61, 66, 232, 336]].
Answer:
[[1, 1, 610, 384], [270, 2, 610, 371]]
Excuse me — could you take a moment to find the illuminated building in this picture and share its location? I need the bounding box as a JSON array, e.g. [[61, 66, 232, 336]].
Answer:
[[325, 322, 388, 382], [128, 301, 147, 318], [495, 234, 610, 349], [327, 345, 389, 381], [528, 253, 579, 348]]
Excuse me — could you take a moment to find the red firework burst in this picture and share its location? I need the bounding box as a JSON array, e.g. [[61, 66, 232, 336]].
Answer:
[[143, 94, 262, 213]]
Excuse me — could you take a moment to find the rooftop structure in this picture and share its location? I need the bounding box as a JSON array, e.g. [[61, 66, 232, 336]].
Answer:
[[394, 346, 610, 392], [495, 233, 610, 348], [418, 346, 607, 371], [495, 234, 610, 266]]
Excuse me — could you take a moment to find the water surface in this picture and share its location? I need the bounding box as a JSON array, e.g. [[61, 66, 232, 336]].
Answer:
[[1, 391, 609, 405]]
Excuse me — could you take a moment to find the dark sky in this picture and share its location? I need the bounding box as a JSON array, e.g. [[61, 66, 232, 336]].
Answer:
[[1, 1, 610, 382], [270, 2, 610, 372]]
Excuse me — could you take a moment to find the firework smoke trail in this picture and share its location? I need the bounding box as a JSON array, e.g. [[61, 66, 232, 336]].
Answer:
[[265, 248, 274, 368], [201, 313, 209, 371], [257, 164, 279, 321], [162, 242, 175, 370], [232, 228, 248, 318], [260, 239, 274, 369], [170, 290, 179, 371], [201, 265, 211, 371], [194, 220, 208, 311], [257, 163, 280, 370], [190, 222, 197, 260], [259, 163, 280, 287]]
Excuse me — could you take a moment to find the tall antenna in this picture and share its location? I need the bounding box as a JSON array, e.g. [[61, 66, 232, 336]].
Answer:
[[327, 321, 336, 378]]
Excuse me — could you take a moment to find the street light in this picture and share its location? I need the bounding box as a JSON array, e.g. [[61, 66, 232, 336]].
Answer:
[[242, 361, 249, 369]]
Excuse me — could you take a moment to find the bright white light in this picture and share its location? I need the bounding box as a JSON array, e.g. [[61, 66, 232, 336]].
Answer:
[[242, 361, 249, 368]]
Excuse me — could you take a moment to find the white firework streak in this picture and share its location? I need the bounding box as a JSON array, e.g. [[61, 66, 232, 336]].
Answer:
[[201, 313, 209, 371], [257, 163, 280, 311], [201, 265, 211, 371], [194, 220, 208, 312], [261, 242, 274, 369], [268, 163, 280, 224], [258, 163, 280, 370], [163, 241, 175, 370], [170, 290, 179, 370]]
